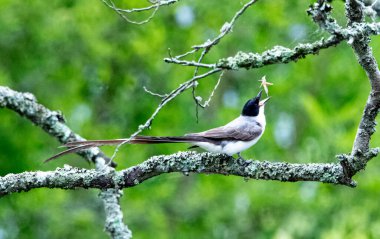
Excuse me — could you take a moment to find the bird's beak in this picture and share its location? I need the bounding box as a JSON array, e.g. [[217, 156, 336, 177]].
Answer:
[[259, 97, 270, 106], [256, 90, 263, 99]]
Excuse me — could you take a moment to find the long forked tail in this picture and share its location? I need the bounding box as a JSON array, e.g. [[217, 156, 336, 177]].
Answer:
[[45, 136, 206, 163]]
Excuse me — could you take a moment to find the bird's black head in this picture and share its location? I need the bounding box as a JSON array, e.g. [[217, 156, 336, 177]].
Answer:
[[241, 91, 263, 117]]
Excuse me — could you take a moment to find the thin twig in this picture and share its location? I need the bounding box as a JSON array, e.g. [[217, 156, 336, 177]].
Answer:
[[185, 0, 259, 120], [103, 0, 178, 13], [109, 68, 222, 161], [164, 58, 216, 68], [167, 0, 259, 61], [199, 71, 224, 108], [143, 86, 168, 98], [102, 0, 178, 24], [193, 0, 258, 51], [192, 50, 210, 121]]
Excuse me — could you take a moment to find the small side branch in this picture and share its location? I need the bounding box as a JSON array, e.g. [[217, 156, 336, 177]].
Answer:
[[109, 68, 221, 160], [165, 22, 380, 70], [143, 86, 168, 98], [102, 0, 179, 25], [95, 157, 131, 239], [100, 189, 132, 239], [307, 1, 342, 34], [167, 0, 259, 61], [217, 22, 380, 70], [164, 0, 259, 118]]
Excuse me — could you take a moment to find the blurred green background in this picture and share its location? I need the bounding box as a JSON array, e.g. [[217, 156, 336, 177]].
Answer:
[[1, 0, 380, 238]]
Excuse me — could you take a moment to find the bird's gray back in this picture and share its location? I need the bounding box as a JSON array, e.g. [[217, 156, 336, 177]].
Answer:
[[186, 116, 263, 141]]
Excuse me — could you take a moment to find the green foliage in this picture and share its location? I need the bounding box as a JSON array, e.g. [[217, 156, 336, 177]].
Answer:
[[0, 0, 380, 238]]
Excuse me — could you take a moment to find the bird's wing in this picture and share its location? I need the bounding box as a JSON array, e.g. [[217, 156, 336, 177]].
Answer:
[[187, 122, 262, 141]]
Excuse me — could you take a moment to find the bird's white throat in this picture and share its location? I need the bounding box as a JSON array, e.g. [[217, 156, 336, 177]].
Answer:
[[242, 105, 266, 128]]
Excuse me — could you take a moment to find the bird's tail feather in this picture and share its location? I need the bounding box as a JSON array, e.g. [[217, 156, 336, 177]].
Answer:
[[45, 136, 208, 163], [62, 136, 204, 147], [45, 144, 101, 163]]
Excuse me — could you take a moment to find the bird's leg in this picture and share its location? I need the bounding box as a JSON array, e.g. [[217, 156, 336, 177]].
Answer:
[[236, 152, 246, 165], [236, 153, 252, 166]]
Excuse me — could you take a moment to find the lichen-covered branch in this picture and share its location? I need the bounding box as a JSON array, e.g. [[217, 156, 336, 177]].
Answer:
[[307, 1, 342, 34], [94, 158, 132, 238], [0, 86, 115, 167], [302, 0, 380, 178], [165, 22, 380, 70], [1, 1, 380, 238], [100, 189, 132, 239], [342, 0, 380, 175], [0, 86, 130, 238], [3, 149, 380, 197]]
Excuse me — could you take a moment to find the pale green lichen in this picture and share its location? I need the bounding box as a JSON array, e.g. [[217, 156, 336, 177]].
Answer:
[[216, 22, 380, 71]]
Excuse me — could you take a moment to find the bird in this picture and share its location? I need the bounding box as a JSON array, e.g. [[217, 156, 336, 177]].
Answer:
[[46, 90, 270, 163]]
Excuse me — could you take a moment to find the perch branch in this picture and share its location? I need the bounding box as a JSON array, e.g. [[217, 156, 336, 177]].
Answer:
[[2, 149, 380, 197]]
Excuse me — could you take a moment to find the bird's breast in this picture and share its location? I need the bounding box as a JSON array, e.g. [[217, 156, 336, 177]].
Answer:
[[220, 137, 262, 156], [192, 142, 223, 153]]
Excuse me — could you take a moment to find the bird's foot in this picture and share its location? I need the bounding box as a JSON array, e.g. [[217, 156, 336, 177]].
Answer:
[[236, 153, 248, 166]]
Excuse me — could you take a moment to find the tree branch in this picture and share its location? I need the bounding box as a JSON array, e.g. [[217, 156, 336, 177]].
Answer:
[[0, 86, 131, 238], [94, 159, 132, 238], [166, 0, 259, 62], [165, 22, 380, 70], [108, 68, 221, 161], [4, 149, 380, 197], [342, 0, 380, 175], [101, 0, 179, 25], [0, 86, 115, 167], [100, 188, 133, 239], [1, 1, 380, 237]]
